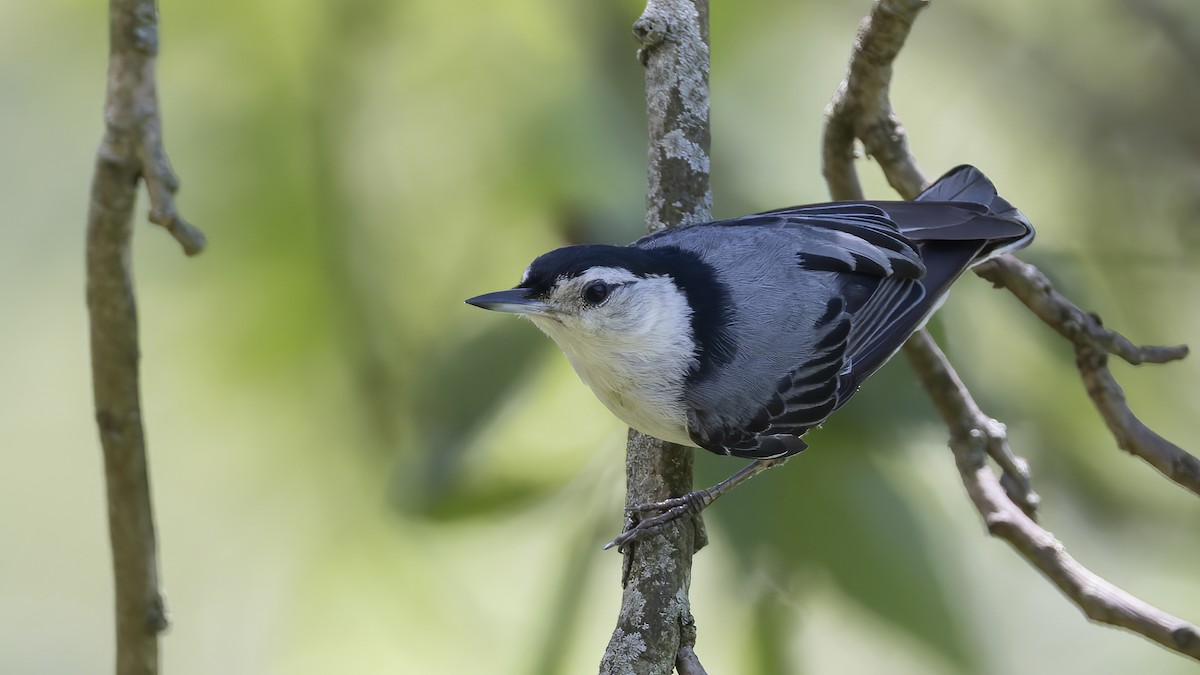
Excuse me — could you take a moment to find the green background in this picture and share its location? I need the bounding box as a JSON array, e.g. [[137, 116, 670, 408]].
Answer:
[[2, 0, 1199, 672]]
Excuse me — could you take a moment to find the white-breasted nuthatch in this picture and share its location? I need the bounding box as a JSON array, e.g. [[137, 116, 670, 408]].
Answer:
[[467, 166, 1033, 548]]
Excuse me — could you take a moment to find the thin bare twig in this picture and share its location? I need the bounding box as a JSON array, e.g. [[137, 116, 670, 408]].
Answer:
[[87, 1, 204, 673], [905, 333, 1200, 659], [823, 0, 930, 202], [108, 0, 205, 256], [822, 0, 1198, 662], [599, 1, 711, 673], [975, 256, 1199, 497]]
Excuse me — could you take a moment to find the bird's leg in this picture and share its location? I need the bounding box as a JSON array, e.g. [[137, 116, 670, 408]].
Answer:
[[604, 457, 788, 551]]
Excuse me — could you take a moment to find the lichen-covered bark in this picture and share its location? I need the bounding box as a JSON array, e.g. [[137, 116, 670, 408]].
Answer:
[[601, 432, 704, 675], [600, 1, 711, 673], [635, 0, 711, 233]]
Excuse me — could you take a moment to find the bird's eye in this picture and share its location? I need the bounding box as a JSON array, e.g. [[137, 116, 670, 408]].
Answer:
[[581, 280, 610, 305]]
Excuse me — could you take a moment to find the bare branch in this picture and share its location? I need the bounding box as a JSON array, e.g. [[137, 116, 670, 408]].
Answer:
[[634, 0, 712, 233], [140, 121, 206, 256], [87, 1, 202, 673], [822, 0, 1199, 662], [975, 256, 1188, 366], [825, 0, 1038, 512], [600, 1, 711, 672], [975, 256, 1199, 496], [674, 613, 708, 675], [107, 1, 206, 256], [898, 338, 1041, 516], [904, 332, 1200, 659], [823, 0, 929, 201], [602, 431, 707, 674]]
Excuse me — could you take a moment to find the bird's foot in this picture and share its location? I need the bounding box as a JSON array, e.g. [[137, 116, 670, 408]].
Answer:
[[602, 458, 789, 552], [603, 489, 713, 551]]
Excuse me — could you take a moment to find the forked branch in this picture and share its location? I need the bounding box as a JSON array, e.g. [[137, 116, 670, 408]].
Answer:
[[974, 256, 1198, 497], [823, 0, 1199, 662]]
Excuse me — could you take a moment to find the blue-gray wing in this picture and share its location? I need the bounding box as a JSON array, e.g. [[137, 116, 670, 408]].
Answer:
[[679, 206, 926, 459], [668, 166, 1033, 459]]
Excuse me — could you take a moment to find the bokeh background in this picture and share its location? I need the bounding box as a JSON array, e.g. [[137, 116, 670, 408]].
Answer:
[[3, 0, 1199, 672]]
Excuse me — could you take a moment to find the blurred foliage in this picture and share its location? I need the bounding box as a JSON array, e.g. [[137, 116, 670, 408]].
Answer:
[[2, 0, 1199, 673]]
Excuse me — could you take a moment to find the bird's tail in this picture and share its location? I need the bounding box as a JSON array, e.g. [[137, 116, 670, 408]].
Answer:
[[812, 166, 1034, 402], [912, 164, 1035, 259], [881, 166, 1034, 310]]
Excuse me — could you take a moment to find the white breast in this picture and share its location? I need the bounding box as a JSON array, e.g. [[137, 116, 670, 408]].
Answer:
[[530, 275, 697, 446], [564, 345, 695, 446]]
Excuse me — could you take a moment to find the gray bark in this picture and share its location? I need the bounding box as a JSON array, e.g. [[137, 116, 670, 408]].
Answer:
[[599, 1, 711, 673]]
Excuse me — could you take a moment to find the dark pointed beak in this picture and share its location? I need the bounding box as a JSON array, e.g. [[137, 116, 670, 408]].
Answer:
[[465, 288, 552, 316]]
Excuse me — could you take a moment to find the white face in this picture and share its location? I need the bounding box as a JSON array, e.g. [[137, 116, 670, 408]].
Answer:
[[524, 267, 671, 341], [470, 263, 699, 445], [522, 266, 698, 445]]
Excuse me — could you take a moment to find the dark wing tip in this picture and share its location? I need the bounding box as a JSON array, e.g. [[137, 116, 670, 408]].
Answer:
[[917, 165, 989, 204], [915, 165, 1035, 254], [729, 434, 809, 460], [689, 310, 851, 461]]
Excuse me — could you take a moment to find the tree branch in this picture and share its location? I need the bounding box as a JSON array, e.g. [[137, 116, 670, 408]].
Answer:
[[904, 332, 1200, 659], [822, 0, 1199, 662], [823, 0, 1038, 514], [823, 0, 930, 202], [974, 256, 1199, 497], [599, 1, 711, 673], [87, 1, 204, 673]]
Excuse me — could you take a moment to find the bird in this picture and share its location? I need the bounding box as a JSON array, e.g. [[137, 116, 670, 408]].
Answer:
[[466, 166, 1034, 549]]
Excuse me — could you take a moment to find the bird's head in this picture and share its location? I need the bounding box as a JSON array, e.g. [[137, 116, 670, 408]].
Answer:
[[467, 242, 738, 395], [466, 245, 692, 348]]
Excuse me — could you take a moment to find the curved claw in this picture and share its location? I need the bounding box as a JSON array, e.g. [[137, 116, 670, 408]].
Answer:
[[602, 458, 790, 551], [603, 490, 713, 551]]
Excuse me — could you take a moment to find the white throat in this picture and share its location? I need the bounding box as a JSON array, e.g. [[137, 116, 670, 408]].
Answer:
[[530, 274, 697, 446]]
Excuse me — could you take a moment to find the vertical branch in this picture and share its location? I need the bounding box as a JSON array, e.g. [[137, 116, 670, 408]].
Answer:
[[599, 1, 711, 673], [636, 0, 712, 232], [87, 1, 204, 673]]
